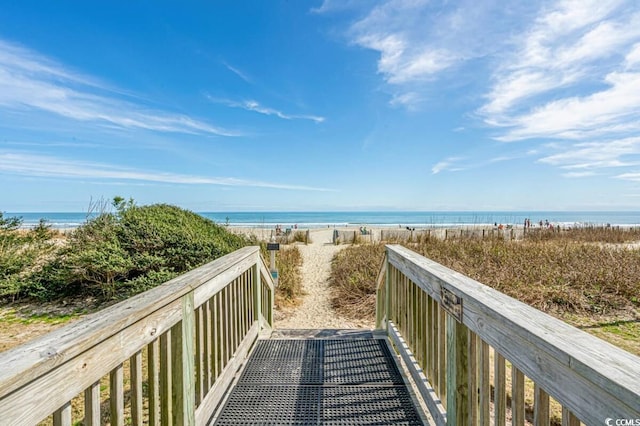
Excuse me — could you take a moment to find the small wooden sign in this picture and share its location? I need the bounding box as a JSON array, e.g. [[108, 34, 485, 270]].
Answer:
[[267, 243, 280, 251], [441, 286, 463, 322]]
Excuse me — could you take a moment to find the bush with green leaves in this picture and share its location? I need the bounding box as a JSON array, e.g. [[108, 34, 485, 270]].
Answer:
[[0, 213, 57, 301], [20, 200, 252, 301]]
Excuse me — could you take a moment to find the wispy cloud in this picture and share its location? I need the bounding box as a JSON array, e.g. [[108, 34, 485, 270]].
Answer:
[[480, 1, 640, 143], [208, 96, 325, 123], [345, 0, 530, 107], [0, 39, 240, 136], [431, 157, 464, 174], [538, 137, 640, 170], [222, 61, 253, 84], [0, 152, 334, 191]]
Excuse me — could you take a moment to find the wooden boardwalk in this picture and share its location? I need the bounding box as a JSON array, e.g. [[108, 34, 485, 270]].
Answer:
[[1, 245, 638, 425], [209, 330, 426, 425]]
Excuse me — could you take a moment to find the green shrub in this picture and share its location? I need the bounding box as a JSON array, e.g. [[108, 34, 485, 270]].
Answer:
[[0, 213, 57, 301], [16, 200, 252, 301]]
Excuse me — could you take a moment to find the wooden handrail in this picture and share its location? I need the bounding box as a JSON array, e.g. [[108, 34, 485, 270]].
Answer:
[[378, 244, 640, 425], [0, 246, 274, 425]]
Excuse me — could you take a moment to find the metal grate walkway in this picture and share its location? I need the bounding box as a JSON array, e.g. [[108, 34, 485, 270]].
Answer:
[[211, 331, 425, 425]]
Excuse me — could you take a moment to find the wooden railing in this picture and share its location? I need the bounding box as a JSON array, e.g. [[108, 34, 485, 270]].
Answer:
[[376, 244, 640, 425], [0, 246, 274, 426]]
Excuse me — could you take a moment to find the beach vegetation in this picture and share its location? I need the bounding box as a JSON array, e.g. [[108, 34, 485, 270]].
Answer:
[[1, 200, 252, 302], [260, 244, 304, 307], [329, 229, 640, 348], [0, 213, 58, 301]]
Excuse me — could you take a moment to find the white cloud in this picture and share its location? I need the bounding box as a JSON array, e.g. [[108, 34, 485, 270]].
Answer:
[[0, 39, 240, 136], [209, 96, 325, 123], [431, 157, 463, 174], [0, 152, 333, 191], [538, 137, 640, 170], [496, 71, 640, 142], [563, 171, 597, 178], [347, 0, 524, 107], [480, 1, 640, 143], [222, 61, 252, 84]]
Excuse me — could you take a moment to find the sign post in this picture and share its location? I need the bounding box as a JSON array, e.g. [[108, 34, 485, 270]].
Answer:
[[267, 240, 280, 286]]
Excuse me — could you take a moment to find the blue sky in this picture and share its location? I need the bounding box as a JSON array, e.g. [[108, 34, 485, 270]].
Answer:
[[2, 0, 640, 212]]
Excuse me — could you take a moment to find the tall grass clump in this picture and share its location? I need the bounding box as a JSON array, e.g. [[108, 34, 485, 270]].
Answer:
[[328, 244, 385, 320], [275, 246, 304, 308], [260, 243, 304, 308]]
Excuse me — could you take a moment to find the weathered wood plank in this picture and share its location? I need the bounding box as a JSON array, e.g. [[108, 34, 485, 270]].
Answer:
[[386, 245, 640, 423]]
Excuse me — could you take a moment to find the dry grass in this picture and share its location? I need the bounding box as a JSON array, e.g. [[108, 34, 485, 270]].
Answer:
[[328, 244, 385, 319], [272, 245, 304, 309], [329, 229, 640, 352]]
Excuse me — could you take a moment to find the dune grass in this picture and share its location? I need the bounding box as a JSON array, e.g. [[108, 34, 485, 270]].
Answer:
[[329, 228, 640, 353]]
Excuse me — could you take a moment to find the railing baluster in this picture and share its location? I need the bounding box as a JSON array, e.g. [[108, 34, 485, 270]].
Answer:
[[110, 363, 124, 426], [130, 350, 143, 426], [479, 340, 490, 426], [203, 299, 212, 390], [512, 365, 525, 426], [469, 331, 478, 426], [446, 313, 469, 425], [84, 381, 101, 426], [438, 304, 446, 406], [562, 407, 581, 426], [148, 339, 160, 426], [534, 384, 550, 426], [195, 305, 204, 405], [53, 401, 71, 426], [494, 351, 506, 425], [160, 329, 172, 425], [171, 291, 195, 426]]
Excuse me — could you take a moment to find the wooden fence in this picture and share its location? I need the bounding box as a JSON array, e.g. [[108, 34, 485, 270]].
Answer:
[[0, 246, 274, 426], [376, 244, 640, 425]]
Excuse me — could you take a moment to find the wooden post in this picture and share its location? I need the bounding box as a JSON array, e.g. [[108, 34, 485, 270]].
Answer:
[[171, 292, 196, 426], [446, 314, 469, 425]]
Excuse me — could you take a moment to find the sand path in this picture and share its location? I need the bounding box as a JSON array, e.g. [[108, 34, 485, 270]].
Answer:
[[274, 228, 373, 329]]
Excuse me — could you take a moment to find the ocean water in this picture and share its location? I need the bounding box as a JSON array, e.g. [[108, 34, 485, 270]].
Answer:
[[6, 211, 640, 229]]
